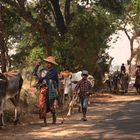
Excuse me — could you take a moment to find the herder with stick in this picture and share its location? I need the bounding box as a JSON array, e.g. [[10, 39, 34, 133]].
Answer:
[[32, 56, 59, 126]]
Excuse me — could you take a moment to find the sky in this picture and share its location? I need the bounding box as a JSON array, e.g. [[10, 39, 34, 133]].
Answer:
[[107, 30, 137, 67]]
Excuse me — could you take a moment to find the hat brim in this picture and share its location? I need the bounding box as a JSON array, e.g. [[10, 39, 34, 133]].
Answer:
[[43, 59, 58, 65]]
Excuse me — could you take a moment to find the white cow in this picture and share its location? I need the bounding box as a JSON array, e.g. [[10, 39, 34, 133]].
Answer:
[[61, 71, 95, 116]]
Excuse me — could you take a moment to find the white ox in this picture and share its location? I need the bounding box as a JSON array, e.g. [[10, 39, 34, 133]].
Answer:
[[61, 71, 95, 116]]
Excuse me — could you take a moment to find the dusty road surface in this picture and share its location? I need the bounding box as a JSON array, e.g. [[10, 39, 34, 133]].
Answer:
[[1, 93, 140, 140]]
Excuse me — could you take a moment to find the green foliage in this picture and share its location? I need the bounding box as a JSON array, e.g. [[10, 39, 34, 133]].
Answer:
[[96, 0, 130, 15], [54, 7, 115, 74], [1, 0, 128, 79], [132, 0, 140, 12], [11, 19, 58, 69], [2, 8, 21, 38], [28, 47, 45, 64], [11, 33, 45, 69]]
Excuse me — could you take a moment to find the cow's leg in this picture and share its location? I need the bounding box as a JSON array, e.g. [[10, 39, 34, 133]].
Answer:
[[67, 104, 72, 116], [61, 93, 64, 106], [67, 96, 77, 116], [0, 113, 3, 128], [10, 94, 20, 125], [64, 94, 68, 108], [63, 93, 70, 109], [67, 107, 72, 117], [124, 82, 128, 93], [0, 99, 5, 128], [138, 87, 140, 95], [67, 100, 74, 116]]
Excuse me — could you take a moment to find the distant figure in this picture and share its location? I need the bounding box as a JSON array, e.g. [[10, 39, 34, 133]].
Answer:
[[135, 65, 140, 84], [120, 63, 126, 74], [134, 65, 140, 94]]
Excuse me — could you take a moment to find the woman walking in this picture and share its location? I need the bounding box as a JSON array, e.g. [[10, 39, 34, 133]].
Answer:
[[32, 56, 59, 126]]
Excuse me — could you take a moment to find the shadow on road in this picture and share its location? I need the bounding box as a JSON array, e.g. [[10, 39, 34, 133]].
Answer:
[[1, 94, 140, 140]]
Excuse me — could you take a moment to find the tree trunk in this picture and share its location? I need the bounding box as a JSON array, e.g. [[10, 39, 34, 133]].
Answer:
[[0, 37, 7, 73], [108, 57, 114, 70], [128, 37, 135, 74], [1, 0, 51, 55], [19, 12, 51, 55], [0, 4, 7, 72], [50, 0, 67, 35], [36, 23, 51, 55]]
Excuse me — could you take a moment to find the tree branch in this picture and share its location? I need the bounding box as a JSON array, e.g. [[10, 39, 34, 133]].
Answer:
[[1, 0, 51, 55], [49, 0, 67, 35]]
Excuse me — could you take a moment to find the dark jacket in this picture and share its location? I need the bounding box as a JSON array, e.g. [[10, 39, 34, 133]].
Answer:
[[32, 64, 59, 88], [121, 65, 126, 73]]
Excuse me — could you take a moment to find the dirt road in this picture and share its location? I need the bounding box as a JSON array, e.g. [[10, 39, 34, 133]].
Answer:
[[1, 93, 140, 140]]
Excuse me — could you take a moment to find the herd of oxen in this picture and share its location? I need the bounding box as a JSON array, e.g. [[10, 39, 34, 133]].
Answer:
[[0, 69, 140, 128]]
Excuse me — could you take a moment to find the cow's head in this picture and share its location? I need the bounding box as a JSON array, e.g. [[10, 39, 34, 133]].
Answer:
[[87, 75, 95, 87], [59, 71, 73, 95], [63, 75, 73, 95]]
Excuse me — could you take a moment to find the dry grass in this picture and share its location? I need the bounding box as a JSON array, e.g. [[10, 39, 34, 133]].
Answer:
[[4, 79, 40, 123]]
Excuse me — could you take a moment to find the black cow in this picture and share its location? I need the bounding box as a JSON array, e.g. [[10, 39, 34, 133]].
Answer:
[[0, 71, 23, 128], [120, 73, 130, 93]]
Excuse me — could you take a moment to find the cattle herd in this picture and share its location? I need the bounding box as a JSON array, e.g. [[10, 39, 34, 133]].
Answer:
[[103, 71, 131, 94], [59, 71, 95, 116], [0, 69, 139, 128]]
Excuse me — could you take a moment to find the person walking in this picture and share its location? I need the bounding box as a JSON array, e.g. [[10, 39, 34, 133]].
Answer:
[[134, 65, 140, 88], [32, 56, 59, 126], [120, 63, 126, 74], [73, 70, 92, 121]]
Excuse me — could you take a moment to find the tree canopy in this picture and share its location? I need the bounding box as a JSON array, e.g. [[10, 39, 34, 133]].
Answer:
[[0, 0, 135, 81]]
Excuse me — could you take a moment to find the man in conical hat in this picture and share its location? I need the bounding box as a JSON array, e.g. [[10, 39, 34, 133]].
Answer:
[[32, 56, 59, 126]]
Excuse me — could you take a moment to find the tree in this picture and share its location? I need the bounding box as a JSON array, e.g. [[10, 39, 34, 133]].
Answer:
[[53, 7, 115, 87], [0, 3, 21, 72], [116, 0, 140, 73], [1, 0, 50, 55], [0, 4, 7, 72], [0, 0, 129, 80]]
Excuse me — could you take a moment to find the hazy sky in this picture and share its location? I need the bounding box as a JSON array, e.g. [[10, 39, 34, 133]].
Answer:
[[107, 31, 138, 66]]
